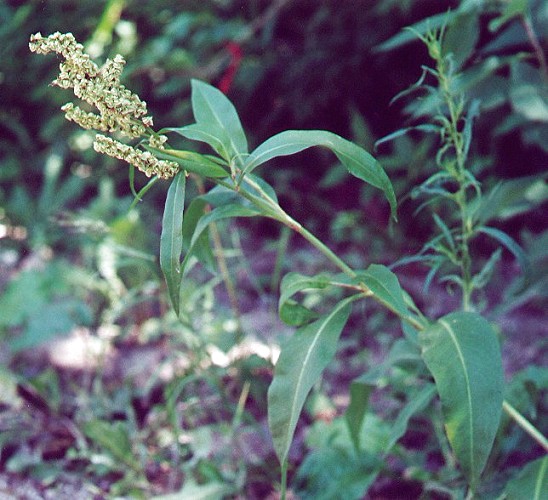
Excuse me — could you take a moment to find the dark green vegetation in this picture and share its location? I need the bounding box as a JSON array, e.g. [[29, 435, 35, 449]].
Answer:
[[1, 1, 546, 498]]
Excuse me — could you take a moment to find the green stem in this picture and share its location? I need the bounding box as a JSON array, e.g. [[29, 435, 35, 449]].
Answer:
[[503, 400, 548, 452], [280, 459, 288, 500], [218, 174, 427, 329], [435, 45, 475, 310], [237, 175, 356, 277], [287, 216, 355, 277]]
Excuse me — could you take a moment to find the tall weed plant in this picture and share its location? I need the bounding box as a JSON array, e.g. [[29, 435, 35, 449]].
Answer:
[[29, 4, 547, 498]]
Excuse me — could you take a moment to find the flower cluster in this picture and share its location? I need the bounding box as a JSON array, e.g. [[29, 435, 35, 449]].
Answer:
[[94, 135, 179, 179], [29, 32, 179, 179]]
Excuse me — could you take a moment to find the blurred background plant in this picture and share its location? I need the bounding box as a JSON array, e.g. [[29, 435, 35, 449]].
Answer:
[[0, 0, 546, 497]]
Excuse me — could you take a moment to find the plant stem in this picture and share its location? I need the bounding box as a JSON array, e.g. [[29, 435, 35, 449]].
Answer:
[[503, 400, 548, 452], [238, 175, 356, 277], [434, 35, 475, 310], [280, 459, 288, 500]]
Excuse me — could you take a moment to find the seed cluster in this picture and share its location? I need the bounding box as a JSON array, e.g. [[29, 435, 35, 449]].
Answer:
[[94, 135, 179, 179], [29, 32, 179, 179]]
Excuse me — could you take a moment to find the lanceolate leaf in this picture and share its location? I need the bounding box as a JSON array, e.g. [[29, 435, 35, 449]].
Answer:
[[356, 264, 409, 318], [268, 296, 355, 465], [169, 122, 232, 160], [160, 172, 186, 316], [243, 130, 397, 220], [190, 79, 248, 159], [419, 312, 504, 489]]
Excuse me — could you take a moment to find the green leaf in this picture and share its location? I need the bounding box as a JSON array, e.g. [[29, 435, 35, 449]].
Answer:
[[160, 172, 186, 315], [375, 11, 458, 52], [356, 264, 409, 318], [190, 79, 248, 159], [479, 226, 529, 273], [345, 379, 374, 453], [9, 300, 91, 353], [505, 456, 547, 500], [278, 272, 334, 326], [150, 147, 229, 178], [189, 203, 261, 249], [268, 297, 354, 465], [473, 174, 548, 224], [443, 12, 479, 68], [489, 0, 529, 32], [83, 420, 139, 470], [419, 311, 504, 489], [296, 446, 380, 500], [168, 122, 232, 160], [153, 479, 235, 500], [375, 124, 439, 148], [243, 130, 397, 220]]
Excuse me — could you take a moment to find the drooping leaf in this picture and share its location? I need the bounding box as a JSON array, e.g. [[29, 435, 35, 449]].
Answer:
[[190, 79, 248, 159], [160, 172, 186, 315], [189, 202, 261, 249], [243, 130, 397, 220], [419, 311, 504, 489], [268, 296, 354, 465], [489, 0, 530, 32], [375, 124, 439, 149], [479, 226, 529, 273], [472, 173, 548, 224]]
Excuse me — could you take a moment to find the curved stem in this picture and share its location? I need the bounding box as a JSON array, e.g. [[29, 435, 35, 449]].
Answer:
[[216, 174, 429, 331]]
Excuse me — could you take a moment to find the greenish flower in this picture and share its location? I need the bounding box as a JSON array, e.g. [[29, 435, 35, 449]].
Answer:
[[29, 32, 179, 179]]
